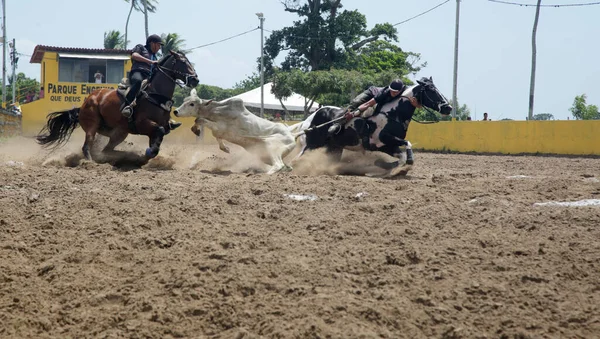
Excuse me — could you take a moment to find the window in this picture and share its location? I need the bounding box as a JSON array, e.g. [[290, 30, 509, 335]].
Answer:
[[106, 60, 124, 84], [58, 56, 126, 84], [88, 59, 106, 84], [59, 58, 89, 83]]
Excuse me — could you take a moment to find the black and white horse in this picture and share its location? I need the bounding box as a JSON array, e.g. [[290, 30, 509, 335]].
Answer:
[[291, 77, 452, 177]]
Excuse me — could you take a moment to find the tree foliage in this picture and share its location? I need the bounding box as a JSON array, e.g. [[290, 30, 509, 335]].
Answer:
[[173, 84, 237, 106], [261, 0, 426, 116], [104, 30, 127, 49], [532, 113, 554, 120], [413, 99, 470, 122], [264, 0, 419, 74], [271, 68, 409, 115], [569, 94, 599, 120], [0, 73, 41, 104], [160, 33, 190, 55]]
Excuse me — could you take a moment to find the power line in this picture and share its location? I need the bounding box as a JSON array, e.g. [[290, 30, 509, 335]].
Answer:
[[265, 0, 451, 40], [188, 27, 260, 51], [488, 0, 600, 7], [393, 0, 451, 26], [263, 0, 450, 41]]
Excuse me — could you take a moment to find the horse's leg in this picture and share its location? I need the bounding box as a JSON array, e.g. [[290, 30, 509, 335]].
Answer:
[[102, 129, 128, 153], [325, 145, 343, 163], [147, 126, 166, 159], [387, 140, 413, 177], [134, 118, 165, 159], [79, 108, 101, 161]]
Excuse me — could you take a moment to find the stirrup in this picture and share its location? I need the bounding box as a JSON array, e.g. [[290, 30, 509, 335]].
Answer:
[[121, 106, 133, 120]]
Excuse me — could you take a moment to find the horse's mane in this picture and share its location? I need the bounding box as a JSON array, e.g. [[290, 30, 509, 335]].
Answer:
[[157, 53, 172, 66]]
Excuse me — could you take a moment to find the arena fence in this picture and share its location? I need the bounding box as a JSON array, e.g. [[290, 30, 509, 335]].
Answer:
[[407, 120, 600, 156], [0, 109, 22, 137]]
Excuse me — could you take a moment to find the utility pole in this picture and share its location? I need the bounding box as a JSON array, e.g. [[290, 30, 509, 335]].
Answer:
[[451, 0, 461, 120], [1, 0, 6, 108], [10, 38, 15, 104], [528, 0, 542, 120], [256, 12, 265, 118]]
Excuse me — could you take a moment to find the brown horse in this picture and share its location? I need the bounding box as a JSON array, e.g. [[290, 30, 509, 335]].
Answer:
[[36, 50, 199, 159]]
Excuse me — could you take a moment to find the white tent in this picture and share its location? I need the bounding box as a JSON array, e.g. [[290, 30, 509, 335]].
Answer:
[[231, 82, 319, 113]]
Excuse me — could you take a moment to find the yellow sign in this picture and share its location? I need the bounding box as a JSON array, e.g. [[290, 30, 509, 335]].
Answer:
[[46, 82, 117, 104]]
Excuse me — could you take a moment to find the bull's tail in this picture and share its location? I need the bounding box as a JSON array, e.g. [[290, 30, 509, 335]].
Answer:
[[36, 108, 80, 148]]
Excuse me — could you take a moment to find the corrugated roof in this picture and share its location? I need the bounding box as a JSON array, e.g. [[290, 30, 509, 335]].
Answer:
[[30, 45, 133, 63]]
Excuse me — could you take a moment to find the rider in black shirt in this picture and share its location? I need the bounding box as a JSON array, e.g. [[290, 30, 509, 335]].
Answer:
[[121, 34, 181, 130]]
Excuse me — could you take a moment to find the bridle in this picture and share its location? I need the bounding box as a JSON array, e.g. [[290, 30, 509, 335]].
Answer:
[[154, 54, 198, 87], [402, 84, 449, 124]]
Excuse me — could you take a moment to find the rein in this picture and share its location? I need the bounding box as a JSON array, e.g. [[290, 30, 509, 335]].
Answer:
[[402, 88, 440, 125], [154, 55, 197, 87]]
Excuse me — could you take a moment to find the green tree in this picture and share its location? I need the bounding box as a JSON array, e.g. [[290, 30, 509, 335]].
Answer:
[[570, 94, 599, 120], [103, 30, 126, 49], [413, 99, 470, 121], [160, 33, 190, 55], [232, 73, 264, 96], [172, 84, 236, 106], [271, 68, 407, 117], [532, 113, 554, 120], [265, 0, 402, 72], [0, 73, 41, 104]]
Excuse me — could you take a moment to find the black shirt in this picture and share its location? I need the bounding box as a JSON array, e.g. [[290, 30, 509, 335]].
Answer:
[[130, 44, 155, 76]]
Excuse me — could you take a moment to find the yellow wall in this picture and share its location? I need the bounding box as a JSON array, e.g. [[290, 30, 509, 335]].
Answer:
[[20, 51, 132, 135], [407, 120, 600, 156]]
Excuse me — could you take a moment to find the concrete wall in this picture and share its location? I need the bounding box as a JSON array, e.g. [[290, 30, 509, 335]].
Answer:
[[0, 110, 22, 137], [406, 120, 600, 156]]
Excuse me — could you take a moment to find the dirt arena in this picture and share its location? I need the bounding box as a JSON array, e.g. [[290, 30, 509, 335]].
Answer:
[[1, 135, 599, 339]]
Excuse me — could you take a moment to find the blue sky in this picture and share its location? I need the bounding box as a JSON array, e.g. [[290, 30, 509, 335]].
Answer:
[[6, 0, 599, 120]]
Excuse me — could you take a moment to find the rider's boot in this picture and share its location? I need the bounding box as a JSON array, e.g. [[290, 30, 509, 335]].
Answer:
[[121, 103, 133, 121], [327, 123, 342, 136], [327, 109, 357, 136], [169, 119, 182, 130]]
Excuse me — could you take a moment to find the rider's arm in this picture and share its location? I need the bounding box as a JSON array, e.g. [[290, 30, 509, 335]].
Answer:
[[358, 98, 376, 112], [131, 52, 156, 65]]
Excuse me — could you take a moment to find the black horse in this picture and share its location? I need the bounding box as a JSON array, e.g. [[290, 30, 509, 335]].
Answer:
[[299, 77, 452, 177]]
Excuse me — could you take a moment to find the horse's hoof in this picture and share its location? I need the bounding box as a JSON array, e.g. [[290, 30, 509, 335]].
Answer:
[[374, 159, 400, 170], [145, 148, 157, 158], [406, 149, 414, 165], [388, 164, 412, 177]]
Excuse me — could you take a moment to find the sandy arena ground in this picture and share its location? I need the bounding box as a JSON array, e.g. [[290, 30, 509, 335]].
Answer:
[[1, 135, 599, 339]]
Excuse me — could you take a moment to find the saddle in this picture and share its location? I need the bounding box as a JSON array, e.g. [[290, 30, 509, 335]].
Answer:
[[116, 78, 174, 114]]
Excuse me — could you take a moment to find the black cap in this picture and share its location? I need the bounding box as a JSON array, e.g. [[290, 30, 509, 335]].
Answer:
[[146, 34, 164, 45], [389, 79, 404, 91]]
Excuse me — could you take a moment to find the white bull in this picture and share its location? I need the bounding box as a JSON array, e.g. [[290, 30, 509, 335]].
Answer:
[[174, 89, 299, 174]]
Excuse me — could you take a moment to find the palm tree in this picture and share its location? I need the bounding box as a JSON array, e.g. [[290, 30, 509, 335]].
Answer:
[[104, 30, 126, 49], [124, 0, 158, 47], [160, 33, 191, 55]]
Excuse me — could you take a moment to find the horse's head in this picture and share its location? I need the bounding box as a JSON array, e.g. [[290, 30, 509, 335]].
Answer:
[[157, 50, 199, 88], [413, 77, 452, 116], [173, 88, 214, 117]]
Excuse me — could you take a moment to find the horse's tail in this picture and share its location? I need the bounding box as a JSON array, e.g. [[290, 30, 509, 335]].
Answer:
[[36, 108, 80, 148]]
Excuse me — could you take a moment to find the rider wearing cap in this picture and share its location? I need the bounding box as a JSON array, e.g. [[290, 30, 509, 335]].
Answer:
[[328, 79, 406, 135], [121, 34, 181, 130]]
